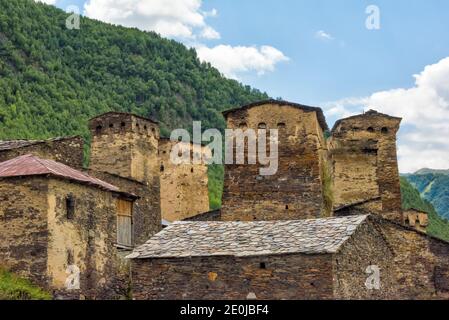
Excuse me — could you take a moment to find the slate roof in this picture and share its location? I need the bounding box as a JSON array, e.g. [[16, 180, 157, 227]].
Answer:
[[127, 215, 368, 259], [0, 154, 135, 197], [0, 137, 79, 151], [331, 109, 402, 133], [222, 99, 329, 132]]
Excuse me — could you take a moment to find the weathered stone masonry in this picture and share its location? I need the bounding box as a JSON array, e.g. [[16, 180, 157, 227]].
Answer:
[[159, 138, 210, 222], [221, 100, 331, 221]]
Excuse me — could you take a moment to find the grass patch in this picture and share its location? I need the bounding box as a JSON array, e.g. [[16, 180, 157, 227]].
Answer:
[[0, 268, 51, 300]]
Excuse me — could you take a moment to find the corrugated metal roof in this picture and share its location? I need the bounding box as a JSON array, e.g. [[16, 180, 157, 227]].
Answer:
[[127, 215, 369, 259], [0, 154, 130, 195]]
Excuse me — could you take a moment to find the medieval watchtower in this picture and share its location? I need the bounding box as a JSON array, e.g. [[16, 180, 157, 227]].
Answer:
[[329, 110, 402, 222], [221, 99, 330, 221], [89, 112, 160, 186]]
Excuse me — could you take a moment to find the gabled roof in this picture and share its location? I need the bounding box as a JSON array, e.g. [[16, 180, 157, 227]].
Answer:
[[0, 136, 81, 152], [331, 110, 402, 133], [0, 154, 135, 198], [89, 111, 159, 124], [127, 215, 368, 259], [222, 99, 329, 132]]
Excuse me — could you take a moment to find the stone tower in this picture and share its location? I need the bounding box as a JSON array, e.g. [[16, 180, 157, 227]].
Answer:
[[221, 100, 330, 221], [329, 110, 402, 222], [89, 112, 160, 186], [159, 138, 211, 222]]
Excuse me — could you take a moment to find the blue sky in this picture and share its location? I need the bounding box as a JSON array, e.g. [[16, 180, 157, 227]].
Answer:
[[40, 1, 449, 172]]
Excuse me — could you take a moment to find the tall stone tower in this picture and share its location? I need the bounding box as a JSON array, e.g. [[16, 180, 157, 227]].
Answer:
[[221, 100, 331, 221], [329, 110, 402, 222], [89, 112, 160, 186]]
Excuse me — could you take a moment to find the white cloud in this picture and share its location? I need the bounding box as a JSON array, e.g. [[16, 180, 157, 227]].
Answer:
[[196, 45, 289, 79], [34, 0, 57, 4], [84, 0, 220, 40], [324, 57, 449, 173], [315, 30, 334, 41]]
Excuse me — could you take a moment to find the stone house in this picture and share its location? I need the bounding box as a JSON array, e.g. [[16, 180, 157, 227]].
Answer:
[[0, 154, 137, 299], [129, 215, 400, 300]]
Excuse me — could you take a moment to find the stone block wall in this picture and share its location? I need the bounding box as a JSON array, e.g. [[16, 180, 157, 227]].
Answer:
[[159, 139, 210, 222], [0, 177, 49, 286], [0, 136, 84, 169], [89, 113, 160, 186], [131, 254, 334, 300], [221, 103, 328, 221], [376, 218, 449, 299], [330, 111, 402, 223], [88, 170, 161, 246], [333, 218, 397, 299]]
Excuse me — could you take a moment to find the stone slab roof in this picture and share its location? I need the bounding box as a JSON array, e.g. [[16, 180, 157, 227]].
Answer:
[[0, 136, 80, 151], [0, 154, 136, 198], [128, 215, 368, 259], [331, 109, 402, 133], [222, 99, 329, 132]]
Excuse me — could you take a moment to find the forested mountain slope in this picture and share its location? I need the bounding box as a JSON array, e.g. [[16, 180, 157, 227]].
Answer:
[[0, 0, 267, 143]]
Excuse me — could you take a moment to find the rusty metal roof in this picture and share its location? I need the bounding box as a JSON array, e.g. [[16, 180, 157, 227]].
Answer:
[[0, 137, 80, 151], [0, 154, 134, 197]]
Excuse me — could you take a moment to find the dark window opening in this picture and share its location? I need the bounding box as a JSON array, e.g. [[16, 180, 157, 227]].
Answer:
[[66, 195, 75, 220], [191, 168, 194, 173], [260, 262, 267, 269], [152, 128, 156, 133], [109, 123, 114, 128], [67, 250, 74, 265], [95, 125, 102, 134], [160, 165, 165, 172], [144, 125, 147, 130], [381, 127, 389, 134], [121, 122, 126, 128], [367, 127, 374, 133], [277, 123, 286, 129], [285, 205, 289, 210]]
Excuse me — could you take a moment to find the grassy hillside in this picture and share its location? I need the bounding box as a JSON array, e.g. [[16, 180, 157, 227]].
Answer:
[[0, 268, 51, 300], [400, 177, 449, 241]]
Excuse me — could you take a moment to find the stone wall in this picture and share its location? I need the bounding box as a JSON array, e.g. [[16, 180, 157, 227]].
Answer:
[[0, 137, 84, 169], [159, 139, 210, 222], [89, 113, 160, 186], [131, 254, 334, 300], [46, 178, 125, 299], [0, 177, 49, 286], [333, 218, 397, 299], [88, 170, 161, 246], [221, 103, 329, 221], [184, 209, 222, 221], [375, 217, 449, 299], [330, 111, 402, 223]]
